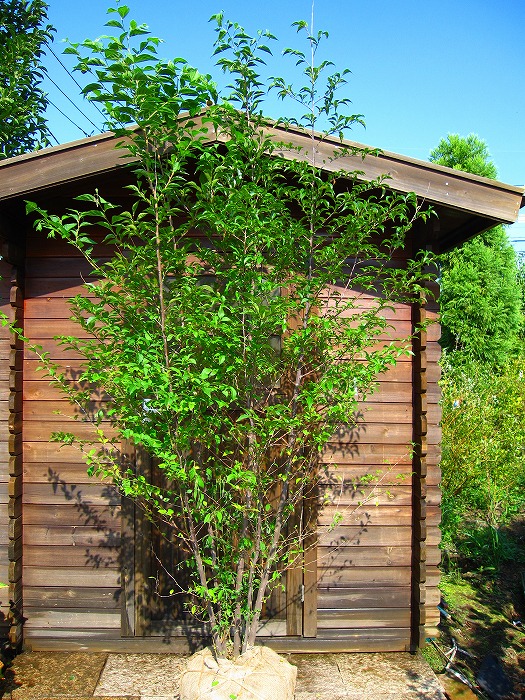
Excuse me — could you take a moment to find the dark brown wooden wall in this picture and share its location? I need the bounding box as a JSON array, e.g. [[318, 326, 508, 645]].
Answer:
[[315, 287, 419, 652], [0, 264, 12, 639], [22, 229, 122, 643], [18, 222, 442, 652]]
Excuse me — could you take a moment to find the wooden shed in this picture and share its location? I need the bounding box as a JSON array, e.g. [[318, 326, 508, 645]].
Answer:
[[0, 124, 522, 653]]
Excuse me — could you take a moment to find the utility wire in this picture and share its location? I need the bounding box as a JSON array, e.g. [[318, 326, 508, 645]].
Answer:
[[47, 127, 60, 146], [48, 46, 107, 123], [46, 97, 92, 138], [46, 73, 101, 132]]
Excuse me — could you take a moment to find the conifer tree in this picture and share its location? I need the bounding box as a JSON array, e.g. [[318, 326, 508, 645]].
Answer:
[[430, 134, 522, 364]]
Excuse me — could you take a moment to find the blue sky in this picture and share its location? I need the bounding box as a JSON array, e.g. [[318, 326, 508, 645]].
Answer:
[[41, 0, 525, 249]]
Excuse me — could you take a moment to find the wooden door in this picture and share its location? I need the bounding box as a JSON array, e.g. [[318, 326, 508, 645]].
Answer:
[[121, 443, 318, 640]]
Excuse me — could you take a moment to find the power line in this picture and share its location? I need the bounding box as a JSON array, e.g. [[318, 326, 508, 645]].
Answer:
[[47, 128, 60, 146], [46, 97, 92, 138], [45, 73, 101, 132], [48, 46, 107, 123]]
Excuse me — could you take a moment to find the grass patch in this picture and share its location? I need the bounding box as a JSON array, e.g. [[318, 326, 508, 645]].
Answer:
[[428, 519, 525, 697]]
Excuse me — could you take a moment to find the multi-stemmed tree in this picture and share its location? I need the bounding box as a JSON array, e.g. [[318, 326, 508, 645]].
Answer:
[[26, 6, 432, 657]]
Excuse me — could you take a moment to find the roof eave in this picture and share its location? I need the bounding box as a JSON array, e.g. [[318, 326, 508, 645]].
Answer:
[[0, 119, 522, 233]]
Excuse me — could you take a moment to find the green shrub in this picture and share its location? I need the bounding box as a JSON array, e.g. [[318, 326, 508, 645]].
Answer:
[[440, 355, 525, 568]]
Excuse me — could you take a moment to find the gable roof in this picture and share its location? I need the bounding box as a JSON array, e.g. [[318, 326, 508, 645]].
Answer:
[[0, 118, 523, 251]]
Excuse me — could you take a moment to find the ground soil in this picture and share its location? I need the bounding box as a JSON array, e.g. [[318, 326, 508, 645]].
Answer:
[[423, 520, 525, 700]]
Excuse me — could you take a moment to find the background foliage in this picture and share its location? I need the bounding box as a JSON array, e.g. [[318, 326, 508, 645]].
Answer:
[[440, 356, 525, 568], [431, 134, 525, 570], [430, 134, 522, 365], [0, 0, 54, 158]]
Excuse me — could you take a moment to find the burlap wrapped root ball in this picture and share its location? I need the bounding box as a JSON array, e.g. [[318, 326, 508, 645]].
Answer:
[[179, 645, 297, 700]]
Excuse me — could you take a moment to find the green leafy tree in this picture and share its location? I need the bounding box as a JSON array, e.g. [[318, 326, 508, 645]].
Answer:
[[0, 0, 54, 159], [429, 133, 497, 180], [432, 134, 525, 571], [430, 134, 522, 364], [440, 355, 525, 567], [23, 7, 432, 657]]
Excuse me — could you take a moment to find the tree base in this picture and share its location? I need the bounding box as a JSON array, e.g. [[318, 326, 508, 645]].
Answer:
[[179, 645, 297, 700]]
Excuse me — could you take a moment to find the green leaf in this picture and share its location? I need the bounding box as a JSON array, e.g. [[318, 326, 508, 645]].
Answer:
[[117, 5, 130, 19]]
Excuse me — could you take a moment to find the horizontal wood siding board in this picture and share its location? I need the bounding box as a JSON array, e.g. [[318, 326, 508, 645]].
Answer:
[[23, 321, 97, 341], [23, 586, 121, 609], [24, 609, 121, 629], [318, 464, 413, 481], [324, 424, 413, 446], [321, 442, 416, 465], [25, 339, 415, 362], [23, 526, 120, 547], [318, 465, 440, 487], [309, 628, 410, 644], [23, 381, 110, 402], [22, 634, 191, 651], [22, 236, 112, 259], [25, 315, 414, 340], [26, 359, 411, 388], [24, 545, 119, 567], [22, 401, 106, 421], [317, 608, 411, 629], [25, 278, 99, 298], [318, 588, 410, 608], [23, 439, 417, 464], [24, 421, 116, 442], [317, 567, 411, 588], [23, 567, 120, 587], [318, 526, 412, 547], [23, 483, 120, 506], [23, 463, 112, 484], [22, 394, 414, 422], [24, 633, 410, 652], [317, 506, 443, 528], [23, 628, 123, 639], [23, 504, 121, 526], [318, 546, 411, 567], [27, 295, 414, 320], [318, 483, 412, 506], [23, 442, 100, 462]]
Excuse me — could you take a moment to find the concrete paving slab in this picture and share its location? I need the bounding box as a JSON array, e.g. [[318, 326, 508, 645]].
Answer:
[[333, 652, 447, 700], [94, 654, 185, 698], [289, 653, 347, 699], [92, 651, 445, 700]]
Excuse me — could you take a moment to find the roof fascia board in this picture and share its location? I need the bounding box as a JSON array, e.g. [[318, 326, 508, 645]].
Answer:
[[0, 118, 523, 226], [259, 124, 524, 224], [0, 132, 135, 201]]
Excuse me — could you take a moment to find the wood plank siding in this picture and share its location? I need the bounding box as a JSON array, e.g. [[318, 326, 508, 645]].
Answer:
[[18, 219, 427, 652], [22, 228, 121, 645], [313, 267, 417, 651]]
